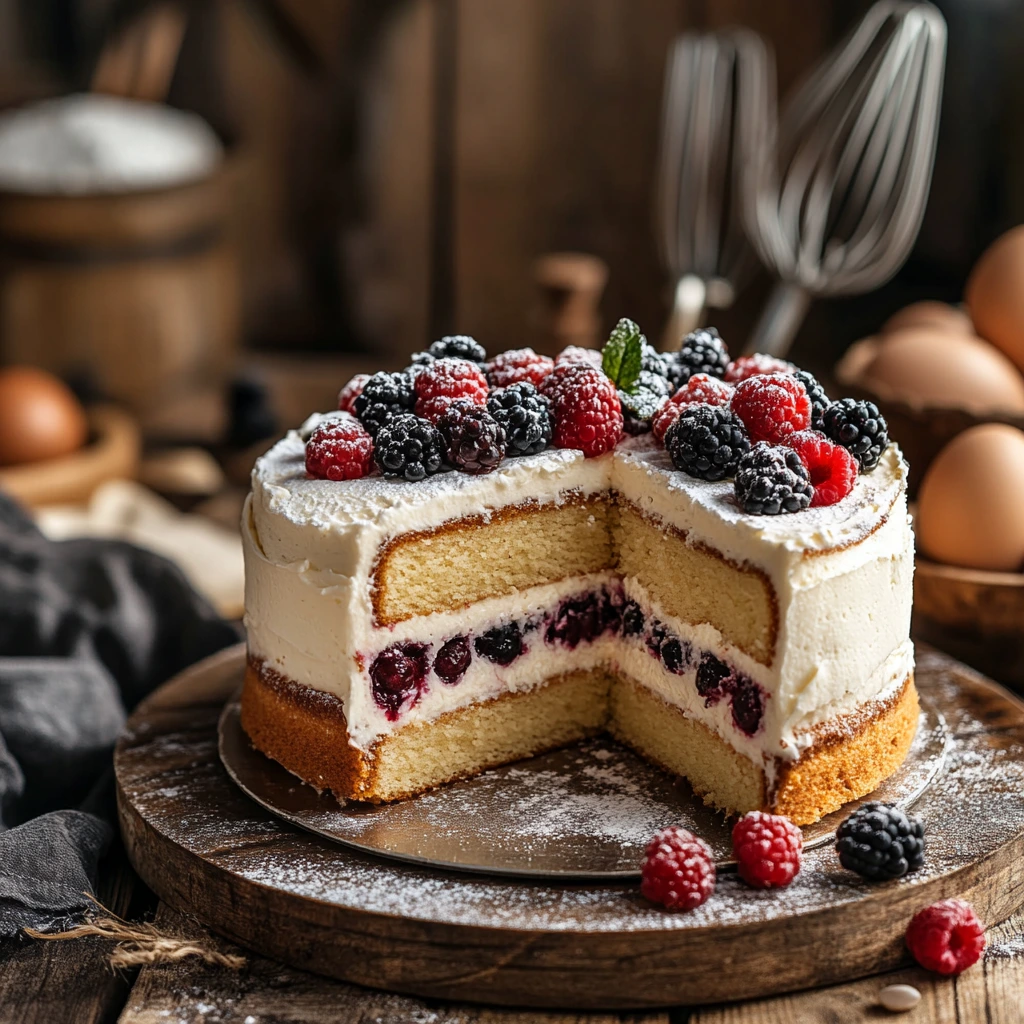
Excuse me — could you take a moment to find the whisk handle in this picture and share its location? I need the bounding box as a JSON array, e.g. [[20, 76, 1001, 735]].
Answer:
[[744, 282, 811, 357]]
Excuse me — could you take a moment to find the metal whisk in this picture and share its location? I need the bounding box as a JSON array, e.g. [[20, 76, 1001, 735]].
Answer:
[[743, 1, 947, 356], [655, 29, 771, 349]]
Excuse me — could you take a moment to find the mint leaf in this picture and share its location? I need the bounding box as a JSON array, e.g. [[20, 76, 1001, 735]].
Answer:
[[602, 318, 644, 393]]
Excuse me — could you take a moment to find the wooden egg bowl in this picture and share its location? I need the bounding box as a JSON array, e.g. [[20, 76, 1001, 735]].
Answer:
[[0, 404, 140, 507], [835, 338, 1024, 497]]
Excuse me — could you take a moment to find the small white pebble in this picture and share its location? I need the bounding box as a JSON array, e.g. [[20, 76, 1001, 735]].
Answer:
[[879, 983, 921, 1011]]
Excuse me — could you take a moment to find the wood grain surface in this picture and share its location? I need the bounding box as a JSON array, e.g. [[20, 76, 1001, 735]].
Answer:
[[114, 643, 1024, 1010]]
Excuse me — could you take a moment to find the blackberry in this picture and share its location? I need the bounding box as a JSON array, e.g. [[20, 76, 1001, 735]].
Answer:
[[676, 327, 730, 383], [429, 334, 487, 364], [822, 398, 889, 473], [660, 636, 690, 675], [734, 442, 813, 515], [546, 593, 602, 648], [372, 413, 445, 481], [437, 399, 506, 474], [404, 351, 435, 377], [621, 600, 645, 637], [434, 636, 472, 685], [487, 382, 552, 456], [620, 372, 672, 435], [731, 675, 766, 736], [793, 370, 830, 431], [696, 652, 733, 706], [354, 371, 415, 437], [474, 622, 523, 665], [836, 802, 925, 881], [641, 342, 683, 389], [665, 404, 750, 481], [370, 642, 430, 719]]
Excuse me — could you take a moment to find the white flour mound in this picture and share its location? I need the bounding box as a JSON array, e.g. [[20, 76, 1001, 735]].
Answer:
[[0, 93, 222, 194]]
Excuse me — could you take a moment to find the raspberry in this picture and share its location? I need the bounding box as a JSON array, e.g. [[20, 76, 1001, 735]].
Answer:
[[434, 636, 472, 684], [540, 363, 623, 458], [370, 642, 430, 719], [337, 373, 370, 415], [652, 374, 733, 443], [428, 335, 487, 363], [372, 413, 445, 481], [486, 348, 554, 388], [836, 801, 925, 881], [474, 622, 523, 665], [822, 398, 889, 473], [487, 382, 552, 456], [724, 353, 796, 383], [676, 327, 730, 382], [353, 371, 415, 437], [554, 345, 603, 370], [734, 442, 814, 515], [413, 358, 489, 423], [785, 430, 858, 507], [664, 404, 750, 481], [305, 414, 374, 481], [732, 811, 803, 888], [640, 826, 716, 911], [437, 399, 506, 474], [906, 899, 985, 975], [793, 370, 830, 430], [731, 374, 811, 444]]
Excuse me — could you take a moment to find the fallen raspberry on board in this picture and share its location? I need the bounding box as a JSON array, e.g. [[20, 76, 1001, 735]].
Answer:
[[486, 347, 555, 389], [413, 357, 489, 423], [305, 414, 374, 481], [730, 374, 812, 445], [724, 353, 796, 383], [732, 811, 803, 888], [905, 899, 985, 975], [540, 363, 622, 458], [640, 825, 716, 910], [785, 430, 858, 507], [652, 374, 734, 443]]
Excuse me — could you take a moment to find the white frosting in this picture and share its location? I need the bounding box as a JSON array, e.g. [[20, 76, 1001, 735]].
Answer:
[[245, 417, 915, 773]]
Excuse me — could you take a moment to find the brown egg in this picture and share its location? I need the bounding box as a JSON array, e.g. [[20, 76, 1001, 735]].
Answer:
[[0, 367, 88, 467], [881, 301, 972, 336], [862, 328, 1024, 414], [966, 225, 1024, 375], [917, 424, 1024, 572]]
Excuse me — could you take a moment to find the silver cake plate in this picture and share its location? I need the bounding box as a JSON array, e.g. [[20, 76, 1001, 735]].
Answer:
[[218, 696, 948, 880]]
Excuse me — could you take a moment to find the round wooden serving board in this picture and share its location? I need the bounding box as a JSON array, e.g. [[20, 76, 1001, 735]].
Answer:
[[115, 644, 1024, 1010]]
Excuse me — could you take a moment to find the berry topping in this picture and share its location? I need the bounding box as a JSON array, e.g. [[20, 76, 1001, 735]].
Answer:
[[792, 370, 830, 430], [554, 345, 603, 370], [905, 899, 985, 975], [619, 371, 673, 436], [486, 348, 554, 389], [732, 811, 803, 888], [836, 801, 925, 881], [474, 621, 524, 665], [413, 358, 489, 423], [437, 399, 506, 474], [640, 826, 716, 911], [372, 413, 445, 481], [370, 642, 430, 719], [676, 327, 730, 382], [730, 675, 766, 736], [724, 353, 796, 383], [353, 371, 415, 437], [730, 374, 812, 445], [695, 652, 732, 705], [337, 373, 370, 415], [487, 382, 552, 456], [785, 430, 858, 507], [428, 334, 487, 363], [734, 442, 814, 515], [822, 398, 889, 473], [652, 374, 733, 443], [434, 636, 472, 685], [664, 404, 751, 482], [304, 414, 374, 481], [621, 600, 645, 636], [540, 363, 623, 458]]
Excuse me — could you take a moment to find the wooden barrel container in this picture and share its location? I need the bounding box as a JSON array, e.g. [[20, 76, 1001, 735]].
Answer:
[[0, 166, 240, 423]]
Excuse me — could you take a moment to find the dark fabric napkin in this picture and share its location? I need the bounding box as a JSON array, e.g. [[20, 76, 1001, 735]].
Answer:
[[0, 492, 239, 936]]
